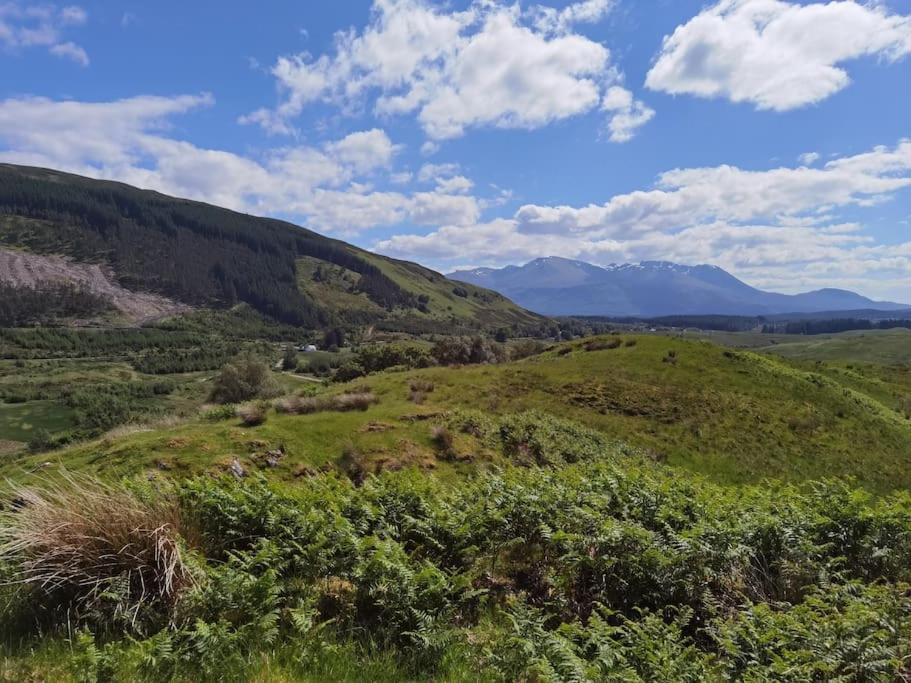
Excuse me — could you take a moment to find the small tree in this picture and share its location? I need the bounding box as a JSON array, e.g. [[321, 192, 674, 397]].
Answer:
[[323, 327, 346, 350], [210, 356, 276, 404], [281, 346, 298, 372]]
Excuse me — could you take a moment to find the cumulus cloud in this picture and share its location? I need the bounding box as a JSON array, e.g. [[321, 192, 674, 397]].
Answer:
[[0, 2, 89, 65], [646, 0, 911, 111], [0, 95, 479, 235], [531, 0, 614, 34], [48, 40, 88, 66], [375, 140, 911, 295], [244, 0, 652, 142], [323, 128, 399, 173], [798, 151, 821, 166], [601, 85, 655, 143]]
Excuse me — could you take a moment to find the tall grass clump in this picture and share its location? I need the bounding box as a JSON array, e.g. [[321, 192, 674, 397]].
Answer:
[[0, 475, 196, 634], [274, 392, 377, 415], [236, 401, 268, 427]]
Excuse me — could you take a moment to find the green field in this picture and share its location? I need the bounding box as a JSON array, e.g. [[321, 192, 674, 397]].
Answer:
[[0, 401, 75, 444], [760, 328, 911, 365]]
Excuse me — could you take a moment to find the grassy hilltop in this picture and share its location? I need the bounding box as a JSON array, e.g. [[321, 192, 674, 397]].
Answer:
[[7, 333, 911, 492]]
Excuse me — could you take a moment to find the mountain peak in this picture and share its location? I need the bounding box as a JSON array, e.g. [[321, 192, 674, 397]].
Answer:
[[448, 257, 908, 317]]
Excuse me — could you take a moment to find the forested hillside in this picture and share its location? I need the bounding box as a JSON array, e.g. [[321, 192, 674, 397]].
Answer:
[[0, 165, 540, 332]]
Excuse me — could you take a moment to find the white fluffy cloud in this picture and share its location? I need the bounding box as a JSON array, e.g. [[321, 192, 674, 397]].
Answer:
[[323, 128, 399, 173], [601, 85, 655, 143], [375, 140, 911, 296], [0, 2, 89, 65], [0, 95, 479, 235], [646, 0, 911, 111], [531, 0, 614, 34], [244, 0, 652, 142]]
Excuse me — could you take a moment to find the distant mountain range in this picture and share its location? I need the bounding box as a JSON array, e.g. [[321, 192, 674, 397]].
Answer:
[[448, 257, 910, 318]]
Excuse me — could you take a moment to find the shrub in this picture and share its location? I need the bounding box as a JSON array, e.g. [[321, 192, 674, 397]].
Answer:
[[409, 379, 435, 394], [625, 339, 638, 347], [0, 476, 196, 634], [274, 392, 377, 415], [663, 350, 678, 365], [281, 346, 298, 372], [355, 344, 434, 374], [432, 336, 507, 366], [236, 402, 268, 427], [508, 339, 548, 360], [335, 360, 366, 382], [430, 425, 455, 457], [27, 428, 54, 453], [584, 338, 622, 351], [210, 356, 277, 404], [201, 404, 236, 421], [409, 391, 426, 405]]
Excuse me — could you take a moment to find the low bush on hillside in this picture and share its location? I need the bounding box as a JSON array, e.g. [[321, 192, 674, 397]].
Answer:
[[432, 336, 507, 366], [409, 379, 435, 395], [583, 338, 622, 351], [507, 339, 548, 360], [355, 344, 434, 374], [236, 401, 268, 427], [209, 356, 278, 404], [274, 392, 378, 415]]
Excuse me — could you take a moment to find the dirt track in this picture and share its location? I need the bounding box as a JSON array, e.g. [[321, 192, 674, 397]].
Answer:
[[0, 248, 190, 324]]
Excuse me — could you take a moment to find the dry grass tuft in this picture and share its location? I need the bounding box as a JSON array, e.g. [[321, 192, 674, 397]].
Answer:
[[0, 474, 196, 627], [409, 379, 435, 394], [274, 392, 378, 415], [430, 425, 455, 458], [236, 402, 268, 426]]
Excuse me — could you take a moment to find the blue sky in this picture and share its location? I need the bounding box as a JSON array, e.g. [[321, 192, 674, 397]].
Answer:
[[2, 0, 911, 300]]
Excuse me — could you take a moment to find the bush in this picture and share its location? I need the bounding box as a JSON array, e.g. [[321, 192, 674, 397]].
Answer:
[[432, 336, 507, 366], [335, 360, 366, 382], [354, 344, 434, 374], [281, 346, 298, 372], [584, 338, 622, 351], [210, 356, 278, 404], [201, 404, 236, 421], [409, 379, 435, 394], [430, 425, 455, 458], [274, 392, 378, 415], [508, 339, 547, 360], [236, 402, 268, 427]]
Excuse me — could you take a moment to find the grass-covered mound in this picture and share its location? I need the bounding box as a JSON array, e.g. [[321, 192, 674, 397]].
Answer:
[[1, 435, 910, 681], [12, 334, 911, 492]]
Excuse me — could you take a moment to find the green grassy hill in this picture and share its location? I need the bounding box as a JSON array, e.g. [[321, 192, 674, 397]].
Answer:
[[8, 334, 911, 492], [0, 164, 541, 333], [2, 332, 911, 680]]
